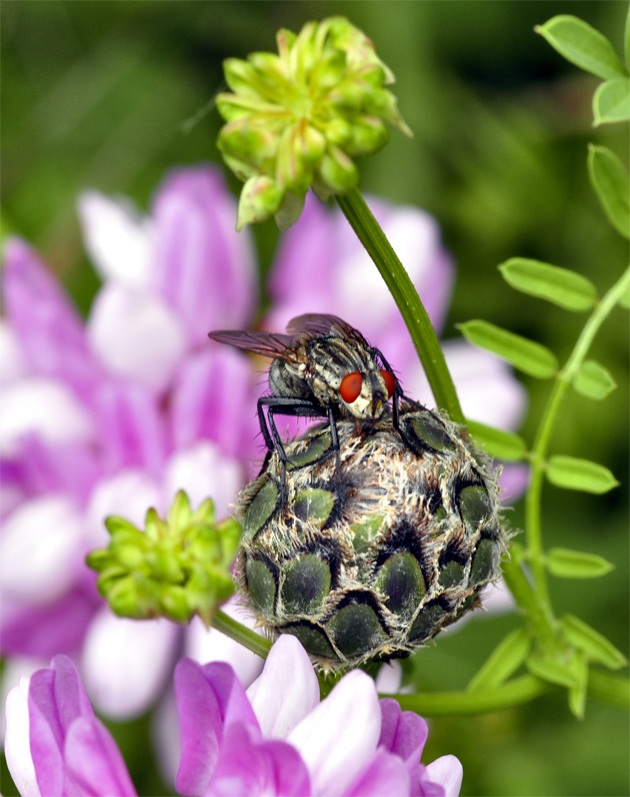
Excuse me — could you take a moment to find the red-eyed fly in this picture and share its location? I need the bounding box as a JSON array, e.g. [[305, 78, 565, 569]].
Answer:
[[208, 313, 405, 463]]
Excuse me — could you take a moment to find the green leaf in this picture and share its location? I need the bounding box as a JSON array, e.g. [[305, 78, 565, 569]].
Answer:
[[626, 3, 630, 70], [546, 455, 619, 494], [620, 285, 630, 309], [587, 145, 630, 238], [593, 78, 630, 126], [567, 650, 588, 719], [499, 258, 597, 311], [546, 547, 614, 579], [561, 614, 628, 670], [527, 653, 579, 689], [467, 628, 532, 691], [458, 320, 558, 378], [535, 15, 628, 80], [572, 359, 617, 400], [466, 420, 528, 461]]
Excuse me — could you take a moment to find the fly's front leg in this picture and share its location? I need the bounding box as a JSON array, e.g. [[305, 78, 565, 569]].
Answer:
[[327, 404, 341, 469], [258, 396, 322, 464]]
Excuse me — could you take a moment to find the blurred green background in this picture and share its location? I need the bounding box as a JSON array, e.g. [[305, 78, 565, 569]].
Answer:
[[2, 2, 628, 796]]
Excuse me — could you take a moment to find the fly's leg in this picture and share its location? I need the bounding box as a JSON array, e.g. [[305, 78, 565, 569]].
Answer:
[[257, 396, 324, 464], [327, 404, 341, 469]]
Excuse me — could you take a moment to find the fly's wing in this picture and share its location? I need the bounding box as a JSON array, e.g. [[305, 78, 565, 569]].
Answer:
[[208, 329, 301, 361], [286, 313, 368, 344]]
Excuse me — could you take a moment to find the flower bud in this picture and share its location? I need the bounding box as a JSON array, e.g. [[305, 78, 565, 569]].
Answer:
[[87, 490, 241, 625], [216, 16, 412, 229]]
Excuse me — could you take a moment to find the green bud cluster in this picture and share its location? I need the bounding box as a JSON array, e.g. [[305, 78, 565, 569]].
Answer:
[[216, 16, 412, 230], [86, 491, 241, 625]]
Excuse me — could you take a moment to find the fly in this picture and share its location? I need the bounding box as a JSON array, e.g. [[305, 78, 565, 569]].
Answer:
[[208, 313, 406, 464]]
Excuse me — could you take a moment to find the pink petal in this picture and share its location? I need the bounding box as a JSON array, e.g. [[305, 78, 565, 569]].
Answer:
[[246, 635, 320, 741], [287, 670, 381, 797], [0, 378, 94, 458], [374, 661, 403, 694], [2, 238, 103, 404], [424, 755, 463, 797], [64, 716, 137, 796], [175, 658, 259, 797], [499, 463, 530, 504], [1, 496, 85, 604], [81, 610, 179, 720], [205, 722, 311, 797], [185, 601, 264, 690], [151, 166, 257, 346], [378, 699, 428, 768], [5, 677, 41, 797], [77, 191, 152, 288], [170, 348, 259, 464], [87, 282, 186, 392], [162, 442, 244, 522], [0, 322, 29, 384], [344, 749, 410, 797]]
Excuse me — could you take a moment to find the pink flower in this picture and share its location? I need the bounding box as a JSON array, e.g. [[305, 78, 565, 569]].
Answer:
[[6, 642, 462, 797], [0, 165, 263, 719]]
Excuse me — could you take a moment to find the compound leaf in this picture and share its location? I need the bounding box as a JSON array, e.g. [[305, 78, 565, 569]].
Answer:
[[459, 320, 558, 379], [573, 360, 617, 400], [546, 455, 619, 494], [499, 258, 597, 311], [466, 420, 528, 461], [546, 547, 614, 579], [467, 628, 532, 691], [593, 78, 630, 126], [561, 614, 628, 670], [587, 145, 630, 238]]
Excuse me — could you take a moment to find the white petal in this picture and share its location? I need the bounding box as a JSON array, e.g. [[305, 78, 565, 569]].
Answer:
[[0, 657, 46, 744], [425, 755, 463, 797], [0, 322, 28, 384], [480, 577, 516, 614], [0, 377, 93, 457], [87, 283, 186, 392], [287, 669, 381, 796], [81, 608, 179, 720], [86, 470, 161, 549], [1, 496, 84, 603], [246, 634, 319, 741], [163, 442, 244, 520], [5, 676, 41, 797], [374, 660, 403, 694], [78, 191, 153, 288], [185, 600, 264, 689]]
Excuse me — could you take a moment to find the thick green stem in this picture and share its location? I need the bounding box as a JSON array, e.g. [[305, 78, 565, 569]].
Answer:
[[335, 189, 464, 423], [525, 265, 630, 603], [212, 608, 271, 658]]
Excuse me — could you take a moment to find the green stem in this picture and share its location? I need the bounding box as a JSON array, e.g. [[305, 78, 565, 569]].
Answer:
[[388, 675, 551, 716], [335, 188, 464, 423], [587, 669, 630, 711], [212, 608, 271, 658], [525, 265, 630, 604]]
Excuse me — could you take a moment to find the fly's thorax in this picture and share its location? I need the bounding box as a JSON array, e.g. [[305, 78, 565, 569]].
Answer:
[[269, 358, 309, 398]]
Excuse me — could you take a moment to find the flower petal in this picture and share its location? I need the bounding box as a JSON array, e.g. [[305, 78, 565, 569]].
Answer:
[[5, 677, 41, 797], [162, 442, 244, 521], [2, 238, 103, 404], [87, 282, 186, 392], [151, 166, 257, 345], [170, 348, 259, 465], [343, 749, 410, 797], [77, 190, 153, 289], [246, 634, 320, 741], [424, 755, 463, 797], [174, 658, 259, 797], [1, 496, 85, 604], [64, 716, 137, 796], [0, 321, 28, 384], [0, 378, 94, 458], [206, 722, 311, 797], [81, 610, 179, 720], [378, 699, 428, 768], [185, 600, 264, 690], [287, 669, 381, 797], [374, 661, 403, 695]]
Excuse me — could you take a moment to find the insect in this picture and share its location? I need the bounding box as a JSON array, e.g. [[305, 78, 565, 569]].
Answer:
[[208, 313, 406, 464]]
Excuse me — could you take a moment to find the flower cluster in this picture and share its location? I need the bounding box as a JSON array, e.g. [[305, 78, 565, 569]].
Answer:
[[6, 635, 463, 797], [217, 17, 412, 230]]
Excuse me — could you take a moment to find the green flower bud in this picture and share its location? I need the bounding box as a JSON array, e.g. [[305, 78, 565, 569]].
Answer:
[[216, 16, 412, 229], [87, 490, 242, 625]]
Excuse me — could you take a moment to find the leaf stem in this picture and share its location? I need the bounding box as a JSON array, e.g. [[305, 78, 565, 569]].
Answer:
[[525, 265, 630, 603], [335, 188, 464, 423], [211, 608, 271, 658]]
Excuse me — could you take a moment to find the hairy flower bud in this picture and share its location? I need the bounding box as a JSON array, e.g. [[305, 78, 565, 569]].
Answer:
[[216, 16, 412, 230], [87, 490, 241, 625]]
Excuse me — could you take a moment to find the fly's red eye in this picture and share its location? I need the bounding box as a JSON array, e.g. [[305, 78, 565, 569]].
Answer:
[[380, 369, 396, 399], [340, 372, 363, 403]]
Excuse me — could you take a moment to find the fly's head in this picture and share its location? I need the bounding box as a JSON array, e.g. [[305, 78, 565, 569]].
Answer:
[[307, 337, 397, 421]]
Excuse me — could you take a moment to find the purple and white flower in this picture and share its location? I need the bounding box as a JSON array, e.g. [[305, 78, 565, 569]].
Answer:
[[5, 638, 463, 797], [1, 166, 263, 720]]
